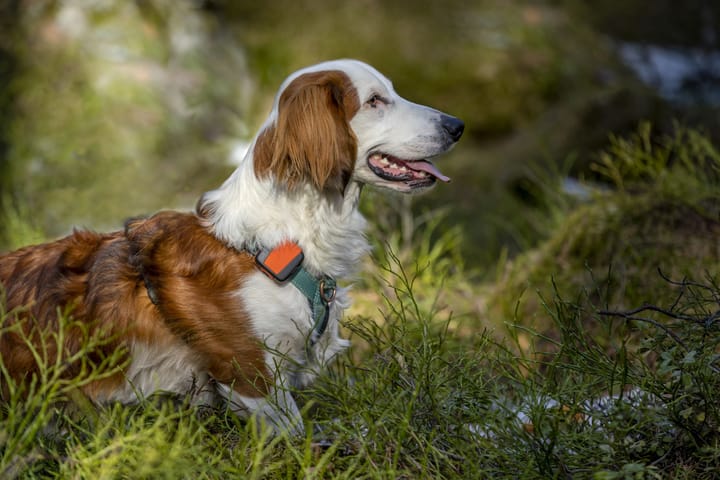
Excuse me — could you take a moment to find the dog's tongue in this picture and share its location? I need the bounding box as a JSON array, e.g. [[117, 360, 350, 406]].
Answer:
[[410, 160, 451, 183]]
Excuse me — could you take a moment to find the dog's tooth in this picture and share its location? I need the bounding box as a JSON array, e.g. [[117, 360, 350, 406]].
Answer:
[[399, 166, 408, 172], [380, 157, 390, 165], [390, 163, 399, 169]]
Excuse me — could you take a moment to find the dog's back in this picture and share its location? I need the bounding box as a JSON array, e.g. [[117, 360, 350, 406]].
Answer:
[[0, 211, 270, 403], [0, 230, 133, 395]]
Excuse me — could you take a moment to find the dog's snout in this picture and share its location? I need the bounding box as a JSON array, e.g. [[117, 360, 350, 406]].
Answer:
[[441, 115, 464, 142]]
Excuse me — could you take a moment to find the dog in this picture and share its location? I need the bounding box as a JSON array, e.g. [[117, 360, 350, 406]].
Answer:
[[0, 59, 463, 434]]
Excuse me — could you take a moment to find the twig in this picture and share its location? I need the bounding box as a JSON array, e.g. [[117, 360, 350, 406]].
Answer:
[[601, 303, 697, 323], [597, 309, 687, 349], [658, 268, 720, 301]]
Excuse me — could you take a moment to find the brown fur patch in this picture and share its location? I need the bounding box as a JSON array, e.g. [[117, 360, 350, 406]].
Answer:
[[0, 211, 271, 402], [0, 231, 129, 399], [254, 70, 360, 193], [125, 212, 270, 395]]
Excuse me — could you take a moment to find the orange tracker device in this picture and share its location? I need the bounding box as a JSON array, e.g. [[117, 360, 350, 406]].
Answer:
[[255, 241, 304, 282]]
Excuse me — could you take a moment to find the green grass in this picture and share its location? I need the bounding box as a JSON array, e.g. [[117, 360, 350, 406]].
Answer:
[[2, 253, 720, 478], [2, 126, 720, 478]]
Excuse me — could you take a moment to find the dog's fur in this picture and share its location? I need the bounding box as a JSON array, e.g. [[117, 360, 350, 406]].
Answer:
[[0, 60, 463, 433]]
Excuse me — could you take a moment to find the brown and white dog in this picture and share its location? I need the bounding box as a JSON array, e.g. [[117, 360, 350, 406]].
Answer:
[[0, 60, 463, 434]]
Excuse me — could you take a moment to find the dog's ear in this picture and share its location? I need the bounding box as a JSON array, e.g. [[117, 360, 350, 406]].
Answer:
[[254, 70, 360, 193]]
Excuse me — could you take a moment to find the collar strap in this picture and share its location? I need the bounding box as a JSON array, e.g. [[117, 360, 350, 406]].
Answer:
[[290, 268, 336, 345], [255, 241, 336, 346]]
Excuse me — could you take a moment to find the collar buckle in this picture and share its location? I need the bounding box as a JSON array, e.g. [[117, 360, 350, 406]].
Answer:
[[319, 278, 336, 303]]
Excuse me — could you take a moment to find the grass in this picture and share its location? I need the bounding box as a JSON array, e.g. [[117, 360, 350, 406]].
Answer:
[[3, 257, 719, 478], [1, 264, 719, 478], [2, 125, 720, 478]]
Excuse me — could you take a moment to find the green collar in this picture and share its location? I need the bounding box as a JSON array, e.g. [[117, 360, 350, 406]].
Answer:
[[254, 242, 336, 346], [289, 268, 336, 345]]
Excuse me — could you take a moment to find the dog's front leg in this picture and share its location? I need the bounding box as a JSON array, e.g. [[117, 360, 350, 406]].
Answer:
[[216, 382, 304, 436]]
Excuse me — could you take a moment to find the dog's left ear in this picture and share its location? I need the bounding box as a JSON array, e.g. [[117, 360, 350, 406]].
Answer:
[[255, 70, 359, 193]]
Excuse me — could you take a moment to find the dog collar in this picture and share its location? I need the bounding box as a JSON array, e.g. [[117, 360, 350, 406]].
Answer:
[[254, 241, 336, 346], [140, 239, 335, 346]]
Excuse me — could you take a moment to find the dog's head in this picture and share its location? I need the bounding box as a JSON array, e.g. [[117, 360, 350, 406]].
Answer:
[[253, 59, 464, 195]]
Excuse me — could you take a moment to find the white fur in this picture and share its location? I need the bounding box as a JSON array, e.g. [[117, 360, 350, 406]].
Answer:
[[199, 59, 461, 434], [107, 340, 213, 406], [217, 382, 304, 436], [239, 271, 351, 388]]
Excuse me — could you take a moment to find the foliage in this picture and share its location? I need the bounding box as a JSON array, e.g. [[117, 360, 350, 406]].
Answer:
[[0, 311, 127, 478], [0, 196, 45, 250], [534, 272, 720, 478], [0, 0, 247, 243], [2, 233, 720, 478], [485, 124, 720, 341], [352, 191, 475, 324]]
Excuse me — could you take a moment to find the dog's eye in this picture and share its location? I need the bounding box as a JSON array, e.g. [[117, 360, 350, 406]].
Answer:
[[366, 94, 386, 108]]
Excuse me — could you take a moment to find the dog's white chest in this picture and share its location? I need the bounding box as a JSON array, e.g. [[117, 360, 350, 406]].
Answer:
[[240, 270, 350, 386]]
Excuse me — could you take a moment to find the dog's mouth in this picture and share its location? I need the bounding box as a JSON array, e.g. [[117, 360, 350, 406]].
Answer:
[[367, 153, 450, 187]]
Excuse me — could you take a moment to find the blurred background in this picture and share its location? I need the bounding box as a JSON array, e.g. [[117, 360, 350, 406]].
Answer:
[[0, 0, 718, 272]]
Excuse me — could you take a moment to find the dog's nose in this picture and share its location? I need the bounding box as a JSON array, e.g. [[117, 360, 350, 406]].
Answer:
[[441, 115, 464, 142]]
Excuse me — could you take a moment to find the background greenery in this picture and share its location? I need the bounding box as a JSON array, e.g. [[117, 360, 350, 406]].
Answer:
[[1, 0, 719, 478]]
